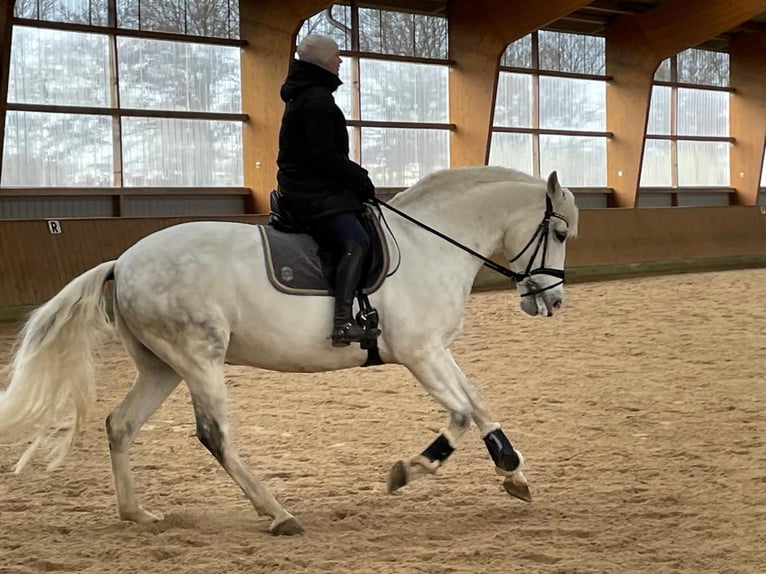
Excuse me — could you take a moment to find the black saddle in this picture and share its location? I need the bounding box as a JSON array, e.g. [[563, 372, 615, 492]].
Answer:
[[261, 193, 389, 296]]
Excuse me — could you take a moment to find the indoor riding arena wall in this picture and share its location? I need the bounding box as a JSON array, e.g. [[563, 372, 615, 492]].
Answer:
[[2, 206, 766, 315]]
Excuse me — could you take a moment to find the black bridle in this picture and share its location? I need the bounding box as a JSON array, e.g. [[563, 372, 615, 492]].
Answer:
[[373, 195, 568, 298]]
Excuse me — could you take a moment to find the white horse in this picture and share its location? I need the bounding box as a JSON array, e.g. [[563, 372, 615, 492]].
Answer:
[[0, 166, 578, 535]]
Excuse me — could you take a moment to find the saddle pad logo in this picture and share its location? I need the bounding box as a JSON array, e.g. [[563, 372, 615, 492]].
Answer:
[[280, 266, 295, 282]]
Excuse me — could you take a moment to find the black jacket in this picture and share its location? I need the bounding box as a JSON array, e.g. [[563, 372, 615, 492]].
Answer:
[[276, 60, 370, 224]]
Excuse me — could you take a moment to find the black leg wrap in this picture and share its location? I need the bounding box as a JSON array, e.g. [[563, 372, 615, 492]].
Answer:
[[421, 433, 455, 463], [484, 429, 520, 472]]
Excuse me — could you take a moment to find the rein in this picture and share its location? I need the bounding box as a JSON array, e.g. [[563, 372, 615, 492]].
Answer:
[[372, 196, 568, 297]]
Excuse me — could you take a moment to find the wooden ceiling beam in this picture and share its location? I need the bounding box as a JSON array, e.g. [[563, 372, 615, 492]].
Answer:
[[635, 0, 766, 59]]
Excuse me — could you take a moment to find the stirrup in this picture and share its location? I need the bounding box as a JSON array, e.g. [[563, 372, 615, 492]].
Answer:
[[332, 322, 381, 348], [331, 322, 366, 347]]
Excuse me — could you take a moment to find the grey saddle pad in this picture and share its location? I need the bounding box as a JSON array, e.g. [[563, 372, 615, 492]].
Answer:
[[258, 214, 389, 297]]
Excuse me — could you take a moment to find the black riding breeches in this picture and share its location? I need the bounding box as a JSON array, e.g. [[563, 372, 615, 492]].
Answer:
[[308, 212, 370, 256]]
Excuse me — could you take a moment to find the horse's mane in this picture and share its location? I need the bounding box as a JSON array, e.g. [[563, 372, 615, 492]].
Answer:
[[391, 166, 544, 207]]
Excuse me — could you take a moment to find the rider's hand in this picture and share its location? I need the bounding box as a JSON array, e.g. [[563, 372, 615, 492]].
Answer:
[[357, 176, 376, 202]]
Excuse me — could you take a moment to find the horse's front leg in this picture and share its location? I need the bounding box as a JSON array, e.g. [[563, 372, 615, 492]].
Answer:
[[387, 349, 477, 493], [445, 352, 531, 503]]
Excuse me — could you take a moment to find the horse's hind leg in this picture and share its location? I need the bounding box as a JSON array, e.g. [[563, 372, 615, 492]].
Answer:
[[183, 366, 303, 536], [106, 342, 181, 523]]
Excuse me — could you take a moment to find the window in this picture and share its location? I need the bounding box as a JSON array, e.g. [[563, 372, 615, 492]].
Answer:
[[640, 48, 731, 189], [760, 144, 766, 206], [2, 1, 244, 190], [300, 5, 451, 189], [490, 31, 609, 188], [761, 145, 766, 188]]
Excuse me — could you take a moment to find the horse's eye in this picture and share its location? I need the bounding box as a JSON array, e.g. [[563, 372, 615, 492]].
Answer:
[[554, 231, 567, 242]]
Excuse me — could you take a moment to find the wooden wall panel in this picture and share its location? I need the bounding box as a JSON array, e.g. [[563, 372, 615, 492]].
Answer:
[[3, 209, 766, 308], [569, 206, 766, 267], [0, 215, 268, 306]]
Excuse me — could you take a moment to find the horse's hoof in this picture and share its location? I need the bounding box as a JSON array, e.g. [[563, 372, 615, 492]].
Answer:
[[502, 476, 532, 502], [269, 516, 304, 536], [387, 460, 408, 494], [120, 507, 162, 524]]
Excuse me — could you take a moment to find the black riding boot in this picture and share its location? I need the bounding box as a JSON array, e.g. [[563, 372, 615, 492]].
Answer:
[[332, 243, 377, 346]]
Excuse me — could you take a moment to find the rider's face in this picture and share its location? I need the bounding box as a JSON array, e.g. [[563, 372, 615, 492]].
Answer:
[[325, 50, 342, 76]]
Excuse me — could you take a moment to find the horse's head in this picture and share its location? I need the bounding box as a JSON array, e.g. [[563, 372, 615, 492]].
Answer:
[[502, 171, 578, 318]]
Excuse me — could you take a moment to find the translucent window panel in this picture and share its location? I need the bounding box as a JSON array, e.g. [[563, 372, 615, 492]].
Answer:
[[360, 60, 448, 122], [678, 49, 729, 87], [646, 86, 671, 135], [539, 135, 606, 186], [677, 141, 729, 187], [299, 5, 352, 50], [8, 27, 110, 107], [14, 0, 107, 25], [488, 132, 534, 175], [762, 148, 766, 187], [118, 38, 241, 113], [500, 34, 532, 68], [538, 31, 605, 75], [361, 128, 449, 187], [122, 118, 243, 186], [347, 126, 360, 162], [654, 58, 672, 82], [335, 60, 353, 118], [118, 0, 240, 38], [677, 88, 728, 137], [539, 77, 606, 131], [359, 8, 447, 58], [1, 111, 113, 186], [640, 139, 672, 187], [494, 73, 532, 128]]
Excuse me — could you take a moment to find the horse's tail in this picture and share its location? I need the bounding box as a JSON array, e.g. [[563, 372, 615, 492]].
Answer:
[[0, 260, 117, 473]]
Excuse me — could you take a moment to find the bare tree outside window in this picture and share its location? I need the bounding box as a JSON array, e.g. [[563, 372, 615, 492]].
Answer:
[[654, 59, 672, 81], [501, 34, 532, 68], [678, 49, 729, 87], [3, 2, 243, 188], [299, 6, 352, 50], [492, 30, 608, 186], [358, 8, 446, 58], [538, 30, 605, 75], [14, 0, 107, 25]]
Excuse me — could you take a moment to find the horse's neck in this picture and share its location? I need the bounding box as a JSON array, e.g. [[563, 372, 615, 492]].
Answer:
[[393, 183, 536, 258], [389, 182, 538, 287]]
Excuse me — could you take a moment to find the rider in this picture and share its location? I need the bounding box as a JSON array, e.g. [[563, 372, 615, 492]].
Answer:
[[276, 33, 379, 347]]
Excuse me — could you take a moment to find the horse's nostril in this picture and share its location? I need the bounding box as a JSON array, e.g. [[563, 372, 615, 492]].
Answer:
[[553, 299, 562, 309]]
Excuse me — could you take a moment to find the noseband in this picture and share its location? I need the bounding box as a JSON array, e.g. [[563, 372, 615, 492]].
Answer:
[[506, 195, 568, 297], [373, 195, 569, 297]]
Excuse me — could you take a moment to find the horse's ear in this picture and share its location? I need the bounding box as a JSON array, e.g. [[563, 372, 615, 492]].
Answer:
[[546, 171, 563, 201]]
